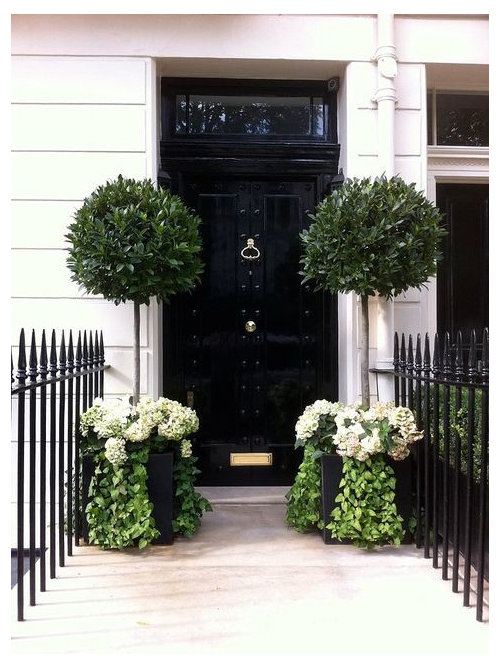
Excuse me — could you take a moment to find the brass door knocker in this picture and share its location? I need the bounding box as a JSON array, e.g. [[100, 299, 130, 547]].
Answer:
[[240, 238, 261, 261]]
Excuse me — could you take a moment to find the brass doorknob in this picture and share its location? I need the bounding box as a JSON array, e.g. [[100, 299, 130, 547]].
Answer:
[[245, 321, 257, 333]]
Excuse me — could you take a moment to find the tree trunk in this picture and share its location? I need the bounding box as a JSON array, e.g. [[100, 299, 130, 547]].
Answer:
[[360, 294, 370, 408], [133, 300, 140, 405]]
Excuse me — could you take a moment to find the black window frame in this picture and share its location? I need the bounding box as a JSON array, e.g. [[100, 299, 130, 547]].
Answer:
[[427, 89, 489, 147], [161, 77, 338, 143]]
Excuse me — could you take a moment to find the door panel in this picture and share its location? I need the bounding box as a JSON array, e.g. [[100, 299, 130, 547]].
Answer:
[[164, 176, 335, 484], [436, 184, 489, 342]]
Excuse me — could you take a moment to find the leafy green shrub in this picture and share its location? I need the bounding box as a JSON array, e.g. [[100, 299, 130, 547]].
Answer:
[[66, 175, 203, 305], [66, 175, 203, 403], [425, 385, 487, 483], [300, 175, 445, 406]]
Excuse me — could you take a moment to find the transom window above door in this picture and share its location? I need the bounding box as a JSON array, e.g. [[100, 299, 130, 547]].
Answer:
[[175, 94, 325, 136], [161, 78, 338, 142]]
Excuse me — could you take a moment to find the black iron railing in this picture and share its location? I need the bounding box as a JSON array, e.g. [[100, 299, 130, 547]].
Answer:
[[393, 329, 489, 622], [11, 328, 108, 622]]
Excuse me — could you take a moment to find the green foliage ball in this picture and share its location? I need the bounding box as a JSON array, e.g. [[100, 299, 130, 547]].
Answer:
[[66, 174, 203, 305], [300, 174, 446, 298]]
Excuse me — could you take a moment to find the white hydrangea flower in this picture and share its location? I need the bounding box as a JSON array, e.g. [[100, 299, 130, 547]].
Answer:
[[104, 436, 128, 467], [360, 429, 383, 456], [361, 401, 393, 422], [334, 427, 363, 459], [180, 439, 192, 458], [295, 399, 341, 441], [123, 419, 152, 443], [295, 412, 320, 441], [388, 405, 423, 445], [158, 402, 199, 441], [334, 403, 361, 430], [80, 398, 133, 438], [295, 397, 421, 462]]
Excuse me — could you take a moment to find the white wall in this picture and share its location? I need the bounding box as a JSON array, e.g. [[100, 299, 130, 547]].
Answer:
[[11, 14, 489, 405], [11, 56, 159, 400], [11, 14, 377, 64]]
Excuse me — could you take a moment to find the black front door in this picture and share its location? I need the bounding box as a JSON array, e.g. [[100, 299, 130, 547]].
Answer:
[[164, 176, 336, 484]]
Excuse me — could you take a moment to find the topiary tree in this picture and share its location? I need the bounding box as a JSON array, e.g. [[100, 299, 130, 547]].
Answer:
[[66, 174, 203, 404], [300, 174, 446, 407]]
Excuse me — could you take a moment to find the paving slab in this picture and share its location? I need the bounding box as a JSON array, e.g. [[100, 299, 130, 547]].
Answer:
[[11, 487, 490, 657]]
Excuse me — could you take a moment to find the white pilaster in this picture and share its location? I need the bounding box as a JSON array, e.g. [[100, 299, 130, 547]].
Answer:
[[373, 14, 397, 400]]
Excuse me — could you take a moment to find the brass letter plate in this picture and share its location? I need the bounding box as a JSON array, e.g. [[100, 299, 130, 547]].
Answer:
[[230, 453, 273, 467]]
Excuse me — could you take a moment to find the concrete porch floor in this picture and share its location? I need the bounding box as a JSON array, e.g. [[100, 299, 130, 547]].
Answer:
[[11, 486, 490, 657]]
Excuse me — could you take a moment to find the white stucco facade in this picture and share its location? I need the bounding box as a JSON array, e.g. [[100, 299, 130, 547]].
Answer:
[[10, 13, 489, 404]]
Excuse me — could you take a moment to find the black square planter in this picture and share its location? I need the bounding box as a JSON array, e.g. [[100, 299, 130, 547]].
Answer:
[[320, 453, 413, 545], [81, 451, 174, 546]]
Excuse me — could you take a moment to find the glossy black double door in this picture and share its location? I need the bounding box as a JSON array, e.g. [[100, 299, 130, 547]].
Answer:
[[164, 176, 334, 484]]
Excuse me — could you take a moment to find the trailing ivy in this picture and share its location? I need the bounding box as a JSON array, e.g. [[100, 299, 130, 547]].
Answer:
[[327, 455, 405, 549], [285, 399, 340, 532], [172, 450, 212, 536], [86, 447, 159, 549], [285, 446, 324, 532]]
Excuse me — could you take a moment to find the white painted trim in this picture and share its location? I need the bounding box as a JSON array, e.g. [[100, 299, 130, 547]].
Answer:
[[426, 145, 489, 337], [144, 59, 163, 399]]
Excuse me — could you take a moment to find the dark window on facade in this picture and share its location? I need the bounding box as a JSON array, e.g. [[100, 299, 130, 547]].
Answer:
[[175, 94, 325, 136], [427, 91, 489, 146], [162, 78, 337, 142]]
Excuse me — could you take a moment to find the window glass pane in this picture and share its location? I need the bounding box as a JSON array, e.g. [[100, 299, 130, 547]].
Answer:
[[177, 95, 324, 136], [176, 95, 187, 133], [427, 91, 433, 145], [311, 97, 325, 136], [436, 93, 488, 146]]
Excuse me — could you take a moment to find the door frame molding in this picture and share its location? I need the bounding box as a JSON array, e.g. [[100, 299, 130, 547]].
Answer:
[[426, 145, 489, 337]]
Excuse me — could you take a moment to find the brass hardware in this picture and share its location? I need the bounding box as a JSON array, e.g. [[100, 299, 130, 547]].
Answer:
[[186, 391, 194, 408], [240, 238, 261, 261], [230, 453, 273, 467], [245, 320, 257, 333]]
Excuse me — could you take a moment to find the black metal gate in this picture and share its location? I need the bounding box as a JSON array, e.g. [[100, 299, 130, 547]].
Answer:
[[11, 329, 108, 621]]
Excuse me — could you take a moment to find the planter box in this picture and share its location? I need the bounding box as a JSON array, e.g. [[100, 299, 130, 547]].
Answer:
[[81, 451, 174, 546], [320, 453, 413, 545]]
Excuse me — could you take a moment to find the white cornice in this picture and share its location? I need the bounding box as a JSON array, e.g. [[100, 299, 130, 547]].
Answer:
[[428, 146, 488, 160], [427, 146, 489, 177]]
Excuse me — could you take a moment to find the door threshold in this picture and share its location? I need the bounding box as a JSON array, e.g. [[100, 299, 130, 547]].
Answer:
[[196, 486, 289, 505]]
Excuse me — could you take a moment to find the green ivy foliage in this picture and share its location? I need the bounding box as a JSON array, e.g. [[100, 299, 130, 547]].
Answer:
[[285, 447, 324, 532], [326, 455, 405, 549], [66, 175, 204, 305], [285, 409, 338, 532], [299, 175, 446, 299], [86, 447, 159, 549], [84, 439, 212, 549], [172, 453, 213, 536], [430, 386, 486, 483]]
